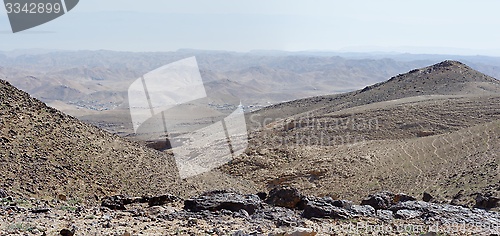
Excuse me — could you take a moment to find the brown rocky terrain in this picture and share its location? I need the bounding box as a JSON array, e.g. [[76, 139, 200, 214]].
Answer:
[[0, 79, 258, 205], [227, 60, 500, 208], [0, 60, 499, 235]]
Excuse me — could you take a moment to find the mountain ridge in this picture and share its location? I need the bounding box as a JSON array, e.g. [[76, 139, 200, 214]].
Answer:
[[230, 60, 500, 208]]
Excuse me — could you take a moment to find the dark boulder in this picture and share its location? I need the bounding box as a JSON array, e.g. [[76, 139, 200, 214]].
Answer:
[[300, 197, 352, 219], [475, 193, 500, 210], [360, 191, 395, 210], [423, 192, 434, 202], [266, 186, 302, 208], [347, 204, 375, 217], [394, 193, 416, 203], [101, 195, 132, 210], [302, 199, 351, 219], [361, 192, 416, 210], [148, 194, 179, 207], [184, 191, 261, 214], [59, 229, 75, 236], [256, 192, 267, 200], [101, 195, 144, 210], [31, 207, 51, 213]]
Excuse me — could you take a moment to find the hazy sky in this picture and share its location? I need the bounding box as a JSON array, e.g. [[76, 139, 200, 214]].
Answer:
[[1, 0, 499, 55]]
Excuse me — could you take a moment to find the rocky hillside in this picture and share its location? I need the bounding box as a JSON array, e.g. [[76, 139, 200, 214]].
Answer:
[[0, 79, 183, 203], [228, 61, 500, 210], [248, 60, 500, 129]]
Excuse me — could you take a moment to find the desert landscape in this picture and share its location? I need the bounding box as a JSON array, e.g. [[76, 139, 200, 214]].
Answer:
[[0, 50, 499, 235]]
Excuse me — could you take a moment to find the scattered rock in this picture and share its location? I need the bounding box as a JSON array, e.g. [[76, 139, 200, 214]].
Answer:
[[394, 209, 422, 219], [148, 194, 178, 207], [360, 191, 394, 210], [60, 229, 74, 236], [184, 191, 261, 214], [101, 195, 132, 210], [422, 192, 433, 202], [266, 186, 302, 208], [146, 206, 165, 217], [394, 193, 416, 203], [301, 198, 351, 219], [257, 192, 267, 200], [450, 190, 471, 207], [0, 189, 7, 198], [57, 194, 67, 201], [122, 232, 131, 236], [376, 209, 393, 221], [347, 204, 375, 217], [389, 200, 500, 226], [101, 193, 180, 210], [360, 192, 417, 210], [328, 199, 353, 209], [417, 130, 435, 137], [475, 193, 500, 210], [31, 207, 50, 213]]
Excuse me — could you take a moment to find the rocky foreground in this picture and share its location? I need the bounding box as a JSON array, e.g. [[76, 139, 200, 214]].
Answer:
[[0, 187, 499, 235]]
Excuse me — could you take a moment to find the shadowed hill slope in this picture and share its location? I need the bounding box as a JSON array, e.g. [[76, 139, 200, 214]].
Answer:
[[0, 79, 259, 203], [0, 80, 181, 202]]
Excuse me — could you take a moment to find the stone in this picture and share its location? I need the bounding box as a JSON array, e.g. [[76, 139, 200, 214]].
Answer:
[[449, 190, 471, 207], [376, 209, 393, 221], [394, 193, 416, 203], [31, 207, 50, 213], [101, 195, 151, 210], [423, 192, 433, 202], [328, 199, 353, 208], [302, 199, 351, 219], [395, 209, 422, 219], [360, 191, 395, 210], [475, 193, 500, 210], [148, 194, 178, 207], [59, 229, 74, 236], [184, 191, 261, 214], [266, 186, 302, 208], [347, 204, 375, 217], [146, 206, 165, 217], [57, 194, 67, 201], [257, 192, 267, 200], [101, 195, 131, 210]]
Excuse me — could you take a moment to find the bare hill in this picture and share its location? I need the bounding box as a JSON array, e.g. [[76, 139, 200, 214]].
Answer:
[[0, 79, 258, 204], [225, 61, 500, 208], [249, 60, 500, 130], [0, 79, 181, 202]]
